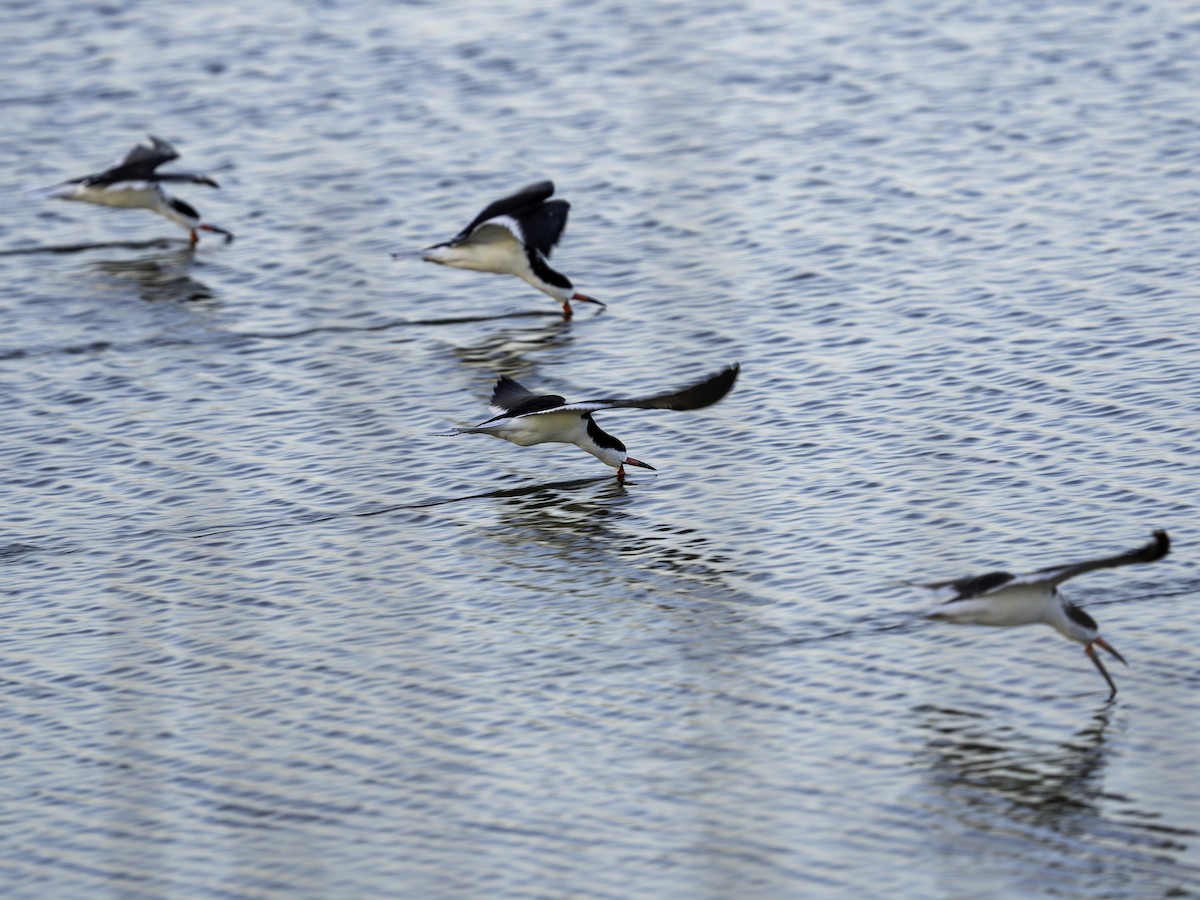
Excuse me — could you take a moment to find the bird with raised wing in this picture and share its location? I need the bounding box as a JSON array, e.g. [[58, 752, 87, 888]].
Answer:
[[443, 363, 739, 477], [925, 530, 1170, 698], [413, 181, 602, 319], [35, 135, 233, 244]]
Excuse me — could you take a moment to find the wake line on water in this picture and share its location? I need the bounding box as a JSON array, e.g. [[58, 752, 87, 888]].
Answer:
[[522, 577, 1200, 685], [0, 474, 619, 564], [0, 308, 559, 362], [0, 238, 182, 255], [184, 474, 617, 539], [516, 612, 931, 689]]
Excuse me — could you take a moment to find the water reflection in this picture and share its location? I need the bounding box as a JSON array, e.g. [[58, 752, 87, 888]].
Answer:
[[449, 313, 574, 374], [914, 703, 1195, 884], [489, 475, 636, 555], [89, 247, 216, 306], [0, 237, 179, 256], [483, 475, 730, 586], [918, 703, 1113, 824]]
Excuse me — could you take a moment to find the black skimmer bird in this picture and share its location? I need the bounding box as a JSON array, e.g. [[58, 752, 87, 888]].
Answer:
[[443, 363, 739, 477], [925, 530, 1170, 698], [413, 180, 602, 319], [37, 135, 233, 244]]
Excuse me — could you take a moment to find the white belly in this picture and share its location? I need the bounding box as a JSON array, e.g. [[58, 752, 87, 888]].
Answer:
[[55, 181, 161, 210], [424, 225, 529, 277], [933, 586, 1052, 627], [482, 412, 587, 447]]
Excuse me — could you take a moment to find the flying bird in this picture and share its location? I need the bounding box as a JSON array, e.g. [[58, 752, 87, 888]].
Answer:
[[35, 135, 233, 244], [443, 363, 740, 477], [925, 529, 1170, 698], [413, 180, 602, 319]]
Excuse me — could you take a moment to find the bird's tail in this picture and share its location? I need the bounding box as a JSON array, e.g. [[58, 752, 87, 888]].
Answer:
[[418, 243, 467, 266], [431, 425, 500, 437], [26, 181, 78, 200], [434, 427, 508, 441]]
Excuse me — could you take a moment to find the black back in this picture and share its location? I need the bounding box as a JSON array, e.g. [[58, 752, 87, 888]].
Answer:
[[480, 375, 566, 424], [939, 571, 1015, 601], [488, 376, 564, 413], [495, 393, 567, 419]]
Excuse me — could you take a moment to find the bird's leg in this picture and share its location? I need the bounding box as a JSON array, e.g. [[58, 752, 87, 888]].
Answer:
[[1086, 643, 1118, 699]]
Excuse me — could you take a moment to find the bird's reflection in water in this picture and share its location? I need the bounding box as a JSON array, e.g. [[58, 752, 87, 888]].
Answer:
[[89, 246, 217, 307], [489, 475, 636, 557], [0, 236, 178, 257], [918, 703, 1113, 823], [478, 475, 728, 588], [449, 314, 573, 376], [913, 703, 1196, 883]]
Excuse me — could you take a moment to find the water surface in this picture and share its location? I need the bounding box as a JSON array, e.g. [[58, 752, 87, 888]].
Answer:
[[2, 0, 1198, 897]]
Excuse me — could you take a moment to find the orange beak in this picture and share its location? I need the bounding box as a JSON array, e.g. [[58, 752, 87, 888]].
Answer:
[[1085, 638, 1125, 699], [571, 292, 606, 309], [199, 223, 235, 243], [623, 457, 656, 471], [1093, 636, 1127, 666]]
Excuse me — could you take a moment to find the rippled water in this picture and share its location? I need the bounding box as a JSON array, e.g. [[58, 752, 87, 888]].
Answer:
[[2, 0, 1199, 897]]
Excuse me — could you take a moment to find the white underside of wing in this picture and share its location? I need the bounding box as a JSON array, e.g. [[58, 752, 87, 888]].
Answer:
[[478, 216, 526, 245], [1003, 570, 1062, 589], [517, 401, 613, 417], [517, 391, 692, 415], [424, 223, 529, 276]]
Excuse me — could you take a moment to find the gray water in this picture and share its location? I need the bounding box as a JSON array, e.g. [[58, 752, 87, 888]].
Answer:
[[2, 0, 1199, 897]]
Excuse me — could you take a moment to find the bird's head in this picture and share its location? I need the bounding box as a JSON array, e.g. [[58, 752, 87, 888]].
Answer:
[[584, 416, 655, 474], [1062, 601, 1127, 680], [622, 454, 656, 473], [1060, 602, 1118, 651]]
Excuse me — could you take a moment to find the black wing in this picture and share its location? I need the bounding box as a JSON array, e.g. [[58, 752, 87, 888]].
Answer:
[[489, 375, 537, 412], [580, 364, 740, 412], [454, 181, 556, 242], [516, 199, 570, 256], [928, 529, 1171, 600], [86, 135, 179, 186], [1024, 529, 1170, 587]]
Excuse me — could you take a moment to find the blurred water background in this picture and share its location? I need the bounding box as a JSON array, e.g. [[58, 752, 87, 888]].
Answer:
[[1, 0, 1198, 896]]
